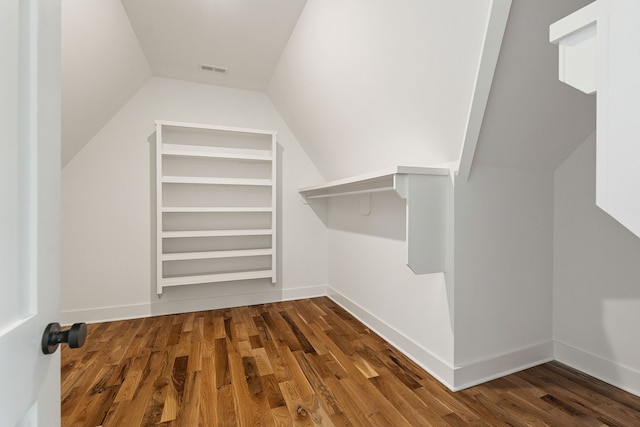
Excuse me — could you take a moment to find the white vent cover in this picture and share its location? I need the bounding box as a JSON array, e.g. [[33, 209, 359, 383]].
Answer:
[[199, 64, 228, 74]]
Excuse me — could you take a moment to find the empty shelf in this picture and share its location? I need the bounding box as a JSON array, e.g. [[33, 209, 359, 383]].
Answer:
[[162, 176, 272, 186], [299, 166, 449, 199], [162, 207, 272, 213], [162, 144, 272, 161], [162, 229, 272, 238], [162, 248, 273, 261], [161, 270, 274, 287]]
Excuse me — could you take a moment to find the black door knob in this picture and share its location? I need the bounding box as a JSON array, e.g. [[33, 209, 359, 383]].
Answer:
[[41, 322, 87, 355]]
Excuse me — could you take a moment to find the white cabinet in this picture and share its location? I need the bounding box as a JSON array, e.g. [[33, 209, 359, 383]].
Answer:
[[155, 120, 277, 294], [550, 0, 640, 238]]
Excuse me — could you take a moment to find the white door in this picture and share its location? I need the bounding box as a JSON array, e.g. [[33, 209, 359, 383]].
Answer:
[[0, 0, 61, 426]]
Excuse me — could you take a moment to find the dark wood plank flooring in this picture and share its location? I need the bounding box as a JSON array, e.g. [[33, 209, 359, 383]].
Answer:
[[61, 297, 640, 426]]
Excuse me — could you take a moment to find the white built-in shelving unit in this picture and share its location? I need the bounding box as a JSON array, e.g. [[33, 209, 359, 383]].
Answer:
[[155, 120, 277, 294], [550, 0, 640, 238], [299, 166, 452, 275]]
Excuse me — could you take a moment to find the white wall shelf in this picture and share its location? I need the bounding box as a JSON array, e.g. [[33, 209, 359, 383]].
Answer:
[[162, 207, 273, 213], [162, 176, 272, 186], [299, 166, 452, 275], [549, 1, 601, 94], [299, 166, 449, 199], [550, 0, 640, 238], [162, 270, 274, 288], [162, 143, 272, 161], [162, 229, 272, 238], [156, 120, 277, 294], [161, 248, 273, 261]]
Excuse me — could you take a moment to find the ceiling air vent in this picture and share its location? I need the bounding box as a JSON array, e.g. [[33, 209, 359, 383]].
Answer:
[[200, 64, 228, 74]]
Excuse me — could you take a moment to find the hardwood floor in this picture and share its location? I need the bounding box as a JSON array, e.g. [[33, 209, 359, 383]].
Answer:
[[61, 297, 640, 426]]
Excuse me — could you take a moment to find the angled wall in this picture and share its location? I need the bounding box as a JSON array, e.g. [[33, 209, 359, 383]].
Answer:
[[554, 133, 640, 396], [61, 0, 151, 166], [268, 0, 492, 181], [452, 0, 595, 388]]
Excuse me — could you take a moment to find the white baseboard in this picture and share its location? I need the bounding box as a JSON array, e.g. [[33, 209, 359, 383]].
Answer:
[[60, 284, 327, 325], [60, 302, 152, 325], [327, 287, 554, 392], [282, 285, 328, 301], [554, 341, 640, 397], [453, 341, 554, 391], [327, 286, 457, 389]]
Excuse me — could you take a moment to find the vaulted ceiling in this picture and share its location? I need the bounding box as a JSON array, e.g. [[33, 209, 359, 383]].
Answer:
[[61, 0, 493, 171], [120, 0, 307, 90], [61, 0, 595, 178], [61, 0, 306, 166]]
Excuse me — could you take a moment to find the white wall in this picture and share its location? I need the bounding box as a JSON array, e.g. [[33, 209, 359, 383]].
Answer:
[[268, 0, 492, 181], [453, 167, 555, 388], [325, 191, 455, 385], [449, 0, 596, 389], [297, 0, 597, 392], [61, 77, 328, 323], [554, 133, 640, 396]]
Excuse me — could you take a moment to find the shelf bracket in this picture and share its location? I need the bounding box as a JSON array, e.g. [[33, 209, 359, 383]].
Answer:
[[299, 167, 452, 275]]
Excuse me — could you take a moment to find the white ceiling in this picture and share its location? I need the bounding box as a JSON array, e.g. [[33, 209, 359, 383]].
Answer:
[[121, 0, 307, 91], [61, 0, 306, 166], [62, 0, 594, 178]]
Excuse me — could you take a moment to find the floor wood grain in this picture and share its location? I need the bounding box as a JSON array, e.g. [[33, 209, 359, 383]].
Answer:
[[61, 297, 640, 426]]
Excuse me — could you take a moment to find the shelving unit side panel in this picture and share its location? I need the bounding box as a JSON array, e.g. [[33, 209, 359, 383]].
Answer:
[[156, 123, 164, 294], [270, 134, 277, 283]]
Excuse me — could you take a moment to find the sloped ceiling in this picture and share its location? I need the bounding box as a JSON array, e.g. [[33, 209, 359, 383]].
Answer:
[[64, 0, 590, 179], [121, 0, 307, 91], [267, 0, 493, 181], [61, 0, 495, 177], [61, 0, 306, 167], [61, 0, 151, 166], [471, 0, 596, 173]]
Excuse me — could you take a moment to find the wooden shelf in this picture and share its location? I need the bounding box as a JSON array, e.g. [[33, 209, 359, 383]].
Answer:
[[299, 166, 449, 199], [299, 166, 452, 275], [161, 270, 274, 287], [162, 176, 272, 186], [162, 229, 272, 238]]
